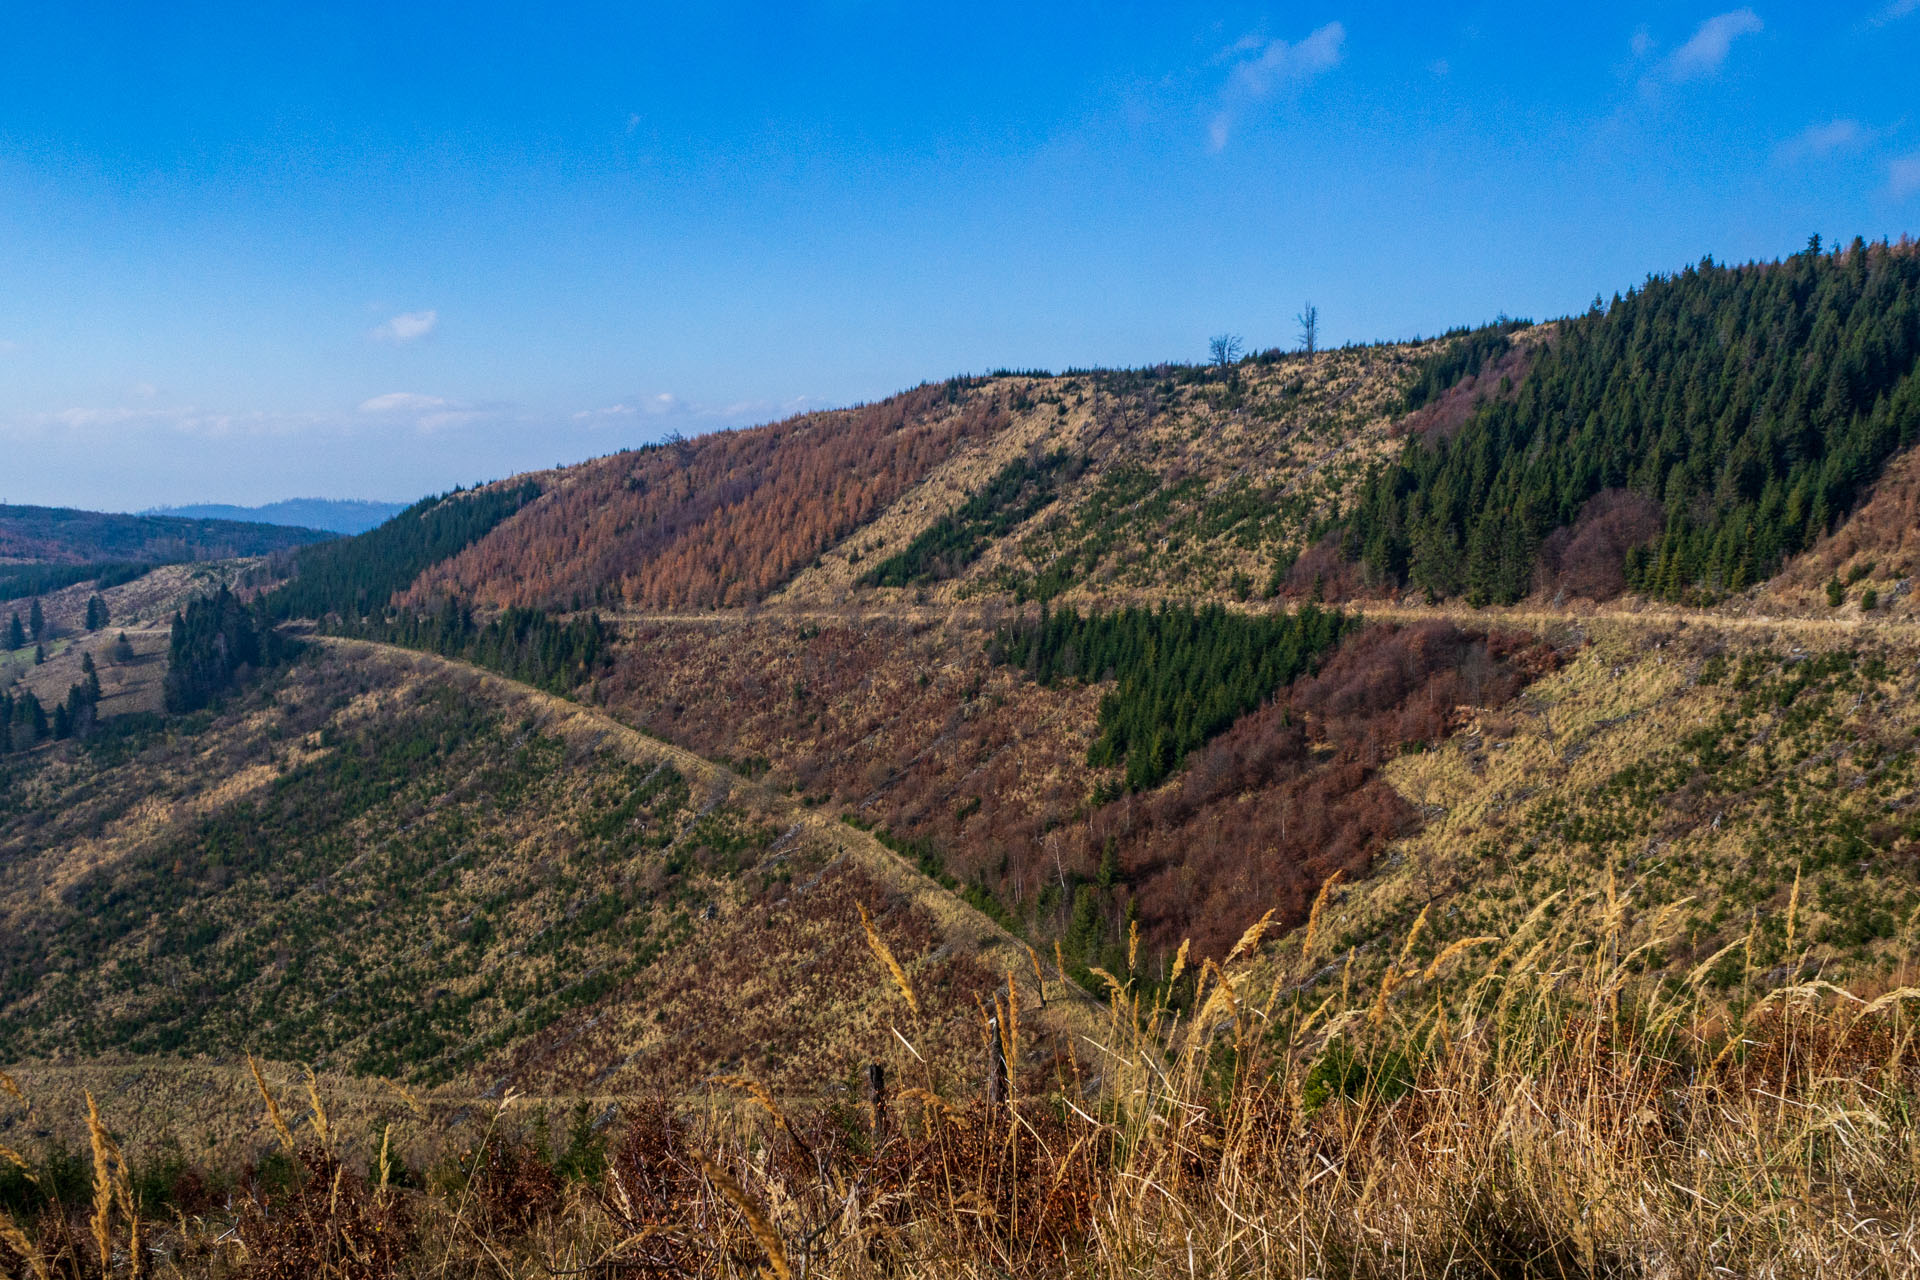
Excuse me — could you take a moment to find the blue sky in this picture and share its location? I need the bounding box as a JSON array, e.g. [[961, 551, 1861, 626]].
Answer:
[[1, 2, 1915, 511]]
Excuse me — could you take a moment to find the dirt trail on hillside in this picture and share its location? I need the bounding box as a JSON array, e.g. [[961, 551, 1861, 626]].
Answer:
[[316, 638, 1107, 1040], [604, 597, 1902, 646]]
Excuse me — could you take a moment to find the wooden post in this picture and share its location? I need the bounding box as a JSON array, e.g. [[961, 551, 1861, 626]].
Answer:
[[866, 1062, 887, 1141], [985, 1015, 1008, 1106]]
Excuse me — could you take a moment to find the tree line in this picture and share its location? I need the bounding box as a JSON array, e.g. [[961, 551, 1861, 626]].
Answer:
[[346, 599, 608, 695], [990, 601, 1353, 792], [1343, 238, 1920, 604], [0, 561, 148, 605]]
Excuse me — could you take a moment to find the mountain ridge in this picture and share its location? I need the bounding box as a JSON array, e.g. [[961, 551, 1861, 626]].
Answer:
[[140, 497, 408, 535]]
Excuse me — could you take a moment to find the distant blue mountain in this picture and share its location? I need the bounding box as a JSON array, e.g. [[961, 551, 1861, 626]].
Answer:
[[143, 498, 408, 535]]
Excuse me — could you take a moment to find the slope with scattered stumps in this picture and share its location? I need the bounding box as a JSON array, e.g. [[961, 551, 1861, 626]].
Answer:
[[0, 637, 1102, 1173]]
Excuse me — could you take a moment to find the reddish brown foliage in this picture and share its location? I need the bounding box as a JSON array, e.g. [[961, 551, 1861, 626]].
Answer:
[[405, 383, 1009, 611], [1535, 489, 1664, 601], [591, 618, 1558, 964], [236, 1150, 414, 1280], [1394, 342, 1534, 444], [1284, 533, 1375, 600], [595, 1100, 719, 1277], [471, 1138, 562, 1235], [1083, 623, 1558, 955]]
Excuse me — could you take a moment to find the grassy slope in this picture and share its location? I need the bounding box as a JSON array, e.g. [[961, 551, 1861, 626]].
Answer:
[[771, 343, 1441, 609], [1298, 607, 1920, 996], [0, 640, 1097, 1163]]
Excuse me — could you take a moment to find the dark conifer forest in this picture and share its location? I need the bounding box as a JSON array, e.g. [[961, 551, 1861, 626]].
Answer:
[[163, 587, 284, 713], [261, 482, 540, 622], [860, 451, 1076, 588], [1344, 240, 1920, 603], [992, 602, 1353, 792]]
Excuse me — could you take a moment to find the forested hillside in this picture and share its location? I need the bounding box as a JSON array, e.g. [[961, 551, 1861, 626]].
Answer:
[[261, 482, 539, 622], [13, 241, 1920, 1277], [1343, 238, 1920, 604], [405, 382, 1012, 610], [0, 503, 330, 566]]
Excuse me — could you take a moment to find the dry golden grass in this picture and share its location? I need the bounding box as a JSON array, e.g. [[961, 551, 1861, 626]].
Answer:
[[6, 867, 1917, 1278], [765, 344, 1445, 612]]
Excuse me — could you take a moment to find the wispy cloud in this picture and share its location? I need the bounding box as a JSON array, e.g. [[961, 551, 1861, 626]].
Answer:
[[1893, 151, 1920, 200], [573, 390, 823, 430], [1208, 21, 1345, 152], [572, 393, 682, 422], [2, 404, 325, 441], [1871, 0, 1918, 24], [358, 391, 449, 415], [1775, 118, 1878, 163], [1646, 9, 1763, 86], [358, 390, 487, 431], [369, 309, 439, 343]]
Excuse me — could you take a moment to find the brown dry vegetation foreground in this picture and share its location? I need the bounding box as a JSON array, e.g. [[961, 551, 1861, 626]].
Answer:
[[5, 868, 1920, 1278]]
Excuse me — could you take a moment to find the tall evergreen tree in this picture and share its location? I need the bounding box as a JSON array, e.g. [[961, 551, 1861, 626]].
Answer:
[[85, 595, 108, 630], [27, 598, 43, 641], [4, 613, 22, 651]]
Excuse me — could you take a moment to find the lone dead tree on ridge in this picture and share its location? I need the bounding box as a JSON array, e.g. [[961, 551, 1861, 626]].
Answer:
[[1298, 302, 1319, 362], [1208, 333, 1243, 371]]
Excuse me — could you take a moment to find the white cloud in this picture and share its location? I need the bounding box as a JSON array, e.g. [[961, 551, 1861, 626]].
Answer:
[[369, 309, 439, 343], [3, 404, 324, 441], [1630, 27, 1657, 58], [1653, 9, 1762, 84], [572, 403, 637, 421], [1892, 151, 1920, 199], [1872, 0, 1918, 23], [571, 390, 824, 430], [1775, 118, 1876, 163], [356, 390, 490, 431], [1208, 21, 1345, 152], [358, 391, 451, 415]]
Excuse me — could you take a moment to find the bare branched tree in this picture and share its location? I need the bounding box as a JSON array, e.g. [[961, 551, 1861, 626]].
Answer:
[[1208, 333, 1244, 370], [1297, 302, 1319, 361]]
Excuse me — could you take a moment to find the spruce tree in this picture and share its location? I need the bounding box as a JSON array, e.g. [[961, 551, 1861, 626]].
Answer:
[[5, 613, 21, 651], [28, 598, 43, 641], [85, 595, 108, 630]]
